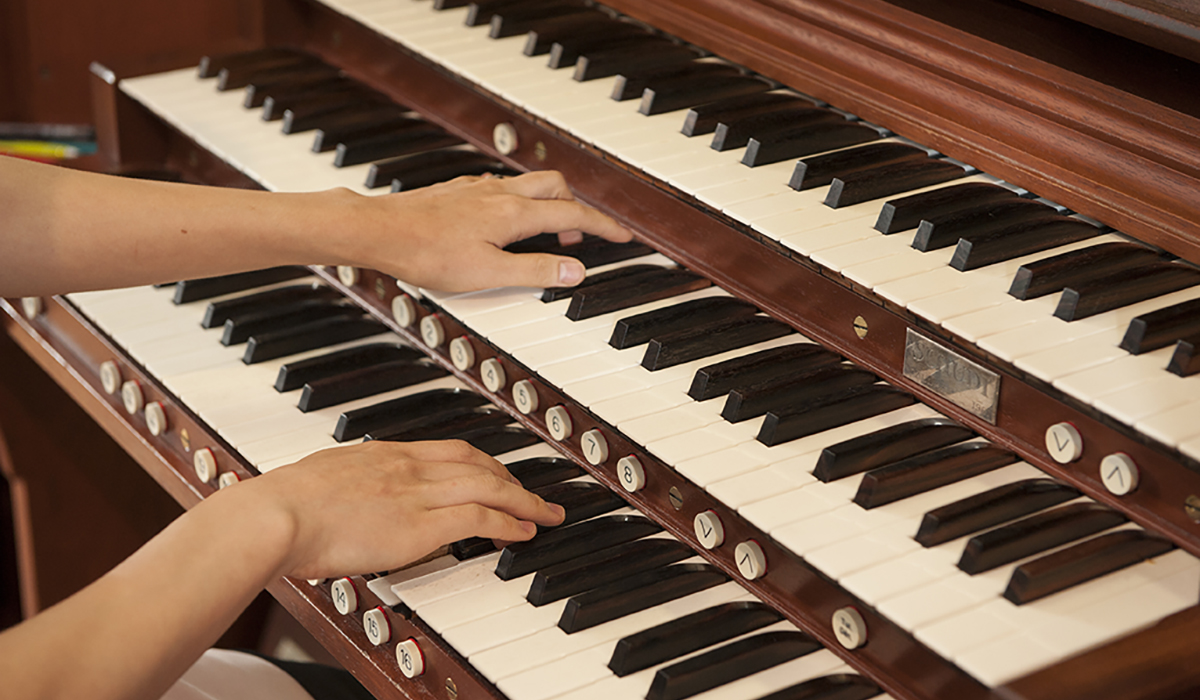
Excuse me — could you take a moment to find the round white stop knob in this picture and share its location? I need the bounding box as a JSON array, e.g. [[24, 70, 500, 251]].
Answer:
[[145, 401, 167, 436], [21, 297, 43, 320], [336, 265, 359, 286], [694, 510, 725, 549], [480, 358, 506, 392], [735, 540, 767, 580], [396, 638, 425, 678], [392, 294, 416, 327], [449, 337, 475, 370], [513, 379, 538, 414], [1045, 422, 1083, 464], [121, 380, 144, 415], [217, 472, 241, 489], [617, 456, 645, 493], [363, 607, 392, 646], [331, 577, 358, 615], [493, 122, 519, 155], [194, 448, 217, 483], [833, 607, 868, 649], [1100, 452, 1139, 495], [545, 406, 572, 441], [99, 361, 121, 395], [420, 314, 445, 348], [581, 430, 609, 465]]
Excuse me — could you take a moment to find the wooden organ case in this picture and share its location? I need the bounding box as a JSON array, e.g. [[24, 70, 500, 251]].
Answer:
[[5, 1, 1200, 700]]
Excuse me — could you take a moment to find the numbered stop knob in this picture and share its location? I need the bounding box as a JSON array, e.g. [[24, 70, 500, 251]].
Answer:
[[395, 638, 425, 678], [363, 607, 392, 646], [331, 577, 359, 615]]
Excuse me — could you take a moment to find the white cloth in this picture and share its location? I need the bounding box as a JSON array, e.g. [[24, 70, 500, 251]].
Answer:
[[160, 649, 315, 700]]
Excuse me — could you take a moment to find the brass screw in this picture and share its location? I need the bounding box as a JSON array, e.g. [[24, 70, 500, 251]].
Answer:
[[375, 278, 386, 300], [534, 141, 548, 162], [1185, 495, 1200, 524], [668, 486, 684, 510], [853, 315, 869, 339], [445, 677, 458, 700], [180, 429, 191, 453]]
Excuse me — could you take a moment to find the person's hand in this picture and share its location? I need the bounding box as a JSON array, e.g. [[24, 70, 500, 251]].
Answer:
[[224, 440, 566, 580], [335, 170, 635, 292]]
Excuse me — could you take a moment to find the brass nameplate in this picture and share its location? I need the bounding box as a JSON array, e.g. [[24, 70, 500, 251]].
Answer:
[[903, 329, 1000, 424]]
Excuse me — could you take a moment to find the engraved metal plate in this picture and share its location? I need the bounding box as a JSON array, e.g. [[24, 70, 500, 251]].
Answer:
[[903, 329, 1000, 424]]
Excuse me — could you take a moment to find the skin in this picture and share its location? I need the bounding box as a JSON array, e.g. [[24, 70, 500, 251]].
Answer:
[[0, 156, 634, 699]]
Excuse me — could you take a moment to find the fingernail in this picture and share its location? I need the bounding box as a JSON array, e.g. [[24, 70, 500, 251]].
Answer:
[[558, 260, 585, 286], [551, 503, 566, 519], [521, 520, 538, 535]]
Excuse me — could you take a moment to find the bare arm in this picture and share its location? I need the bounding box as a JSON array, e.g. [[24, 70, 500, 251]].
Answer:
[[0, 157, 633, 297], [0, 441, 564, 700]]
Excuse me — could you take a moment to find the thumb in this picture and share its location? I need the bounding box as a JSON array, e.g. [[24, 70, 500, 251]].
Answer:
[[477, 249, 586, 290]]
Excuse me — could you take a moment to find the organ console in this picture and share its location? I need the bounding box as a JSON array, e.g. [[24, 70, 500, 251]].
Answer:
[[5, 1, 1200, 699]]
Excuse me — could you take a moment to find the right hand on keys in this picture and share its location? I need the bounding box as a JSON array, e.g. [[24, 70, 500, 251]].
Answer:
[[224, 439, 567, 581]]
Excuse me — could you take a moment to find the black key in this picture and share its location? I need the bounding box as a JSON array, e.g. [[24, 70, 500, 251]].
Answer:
[[221, 301, 361, 346], [1008, 242, 1164, 300], [298, 359, 446, 412], [451, 537, 500, 561], [789, 142, 928, 191], [566, 268, 710, 321], [460, 425, 541, 456], [173, 267, 310, 304], [243, 316, 387, 364], [813, 417, 974, 483], [958, 502, 1127, 575], [1054, 262, 1200, 321], [496, 514, 661, 580], [853, 442, 1017, 509], [551, 31, 659, 70], [643, 316, 794, 371], [1004, 530, 1174, 605], [683, 92, 812, 137], [916, 478, 1081, 547], [647, 630, 821, 700], [756, 674, 883, 700], [875, 182, 1023, 234], [610, 297, 759, 349], [610, 60, 735, 101], [335, 128, 464, 168], [368, 150, 500, 191], [524, 15, 639, 56], [367, 406, 512, 442], [434, 0, 471, 8], [824, 159, 969, 208], [542, 264, 664, 303], [275, 343, 424, 392], [911, 198, 1059, 252], [263, 85, 362, 121], [1120, 297, 1200, 354], [198, 48, 310, 80], [490, 4, 593, 38], [722, 365, 876, 423], [610, 601, 782, 677], [527, 537, 694, 606], [467, 0, 579, 27], [742, 122, 881, 167], [334, 389, 488, 442], [559, 563, 728, 634], [312, 112, 421, 153], [534, 481, 626, 530], [1167, 334, 1200, 376], [243, 66, 344, 108], [950, 217, 1102, 271], [576, 42, 701, 82], [283, 99, 388, 135], [216, 54, 318, 91], [202, 283, 337, 328], [641, 73, 773, 116], [688, 344, 841, 401], [505, 232, 653, 268], [711, 107, 842, 151], [505, 457, 585, 490], [758, 385, 916, 447]]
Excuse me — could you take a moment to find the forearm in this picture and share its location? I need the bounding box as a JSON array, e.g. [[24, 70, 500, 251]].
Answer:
[[0, 485, 294, 700], [0, 157, 348, 297]]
